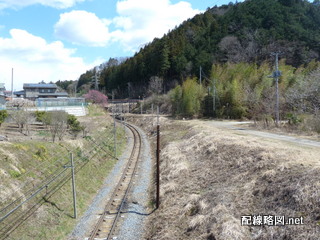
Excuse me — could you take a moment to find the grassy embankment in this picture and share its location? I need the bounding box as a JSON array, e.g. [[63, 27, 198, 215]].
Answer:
[[135, 116, 320, 240], [0, 105, 126, 240]]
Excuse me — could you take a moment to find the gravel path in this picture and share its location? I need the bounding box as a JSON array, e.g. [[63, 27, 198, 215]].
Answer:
[[204, 120, 320, 147], [68, 123, 152, 240]]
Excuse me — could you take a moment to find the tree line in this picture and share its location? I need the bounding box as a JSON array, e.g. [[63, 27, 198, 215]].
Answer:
[[77, 0, 320, 98], [164, 59, 320, 131]]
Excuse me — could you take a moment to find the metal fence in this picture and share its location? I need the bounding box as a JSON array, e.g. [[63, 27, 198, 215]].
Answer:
[[36, 98, 87, 107]]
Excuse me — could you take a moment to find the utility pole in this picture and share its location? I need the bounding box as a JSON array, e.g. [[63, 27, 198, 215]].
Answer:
[[94, 68, 98, 90], [156, 106, 160, 209], [213, 78, 216, 116], [64, 153, 77, 218], [199, 66, 202, 86], [11, 68, 14, 100], [271, 52, 282, 127], [121, 103, 125, 130], [113, 107, 117, 157], [71, 153, 77, 219], [112, 93, 117, 157], [74, 81, 77, 97]]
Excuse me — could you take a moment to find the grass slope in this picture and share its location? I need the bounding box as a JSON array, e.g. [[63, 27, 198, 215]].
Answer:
[[0, 106, 126, 240], [138, 117, 320, 240]]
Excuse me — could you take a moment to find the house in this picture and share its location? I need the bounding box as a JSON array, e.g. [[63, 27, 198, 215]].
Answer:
[[0, 83, 5, 95], [13, 90, 24, 98], [0, 83, 6, 105], [23, 82, 68, 100]]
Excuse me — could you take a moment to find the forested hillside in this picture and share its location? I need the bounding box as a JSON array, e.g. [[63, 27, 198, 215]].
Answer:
[[78, 0, 320, 98]]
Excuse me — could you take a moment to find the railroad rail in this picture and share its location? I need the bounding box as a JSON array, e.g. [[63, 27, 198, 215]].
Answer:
[[88, 122, 142, 240]]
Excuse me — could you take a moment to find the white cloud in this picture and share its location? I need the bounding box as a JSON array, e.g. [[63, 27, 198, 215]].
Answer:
[[0, 0, 85, 9], [54, 0, 200, 52], [111, 0, 201, 51], [54, 10, 111, 47], [0, 29, 97, 90]]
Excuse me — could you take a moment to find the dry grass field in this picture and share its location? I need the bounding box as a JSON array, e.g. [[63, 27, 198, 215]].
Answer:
[[131, 116, 320, 240]]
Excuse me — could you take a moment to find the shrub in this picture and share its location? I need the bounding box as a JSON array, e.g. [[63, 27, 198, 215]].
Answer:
[[35, 111, 46, 122], [35, 146, 47, 159], [0, 110, 8, 127], [286, 113, 302, 125], [170, 78, 205, 117], [308, 114, 320, 133], [67, 114, 78, 127], [9, 170, 21, 178], [169, 85, 183, 115], [67, 114, 84, 137], [35, 111, 51, 126], [141, 94, 172, 114]]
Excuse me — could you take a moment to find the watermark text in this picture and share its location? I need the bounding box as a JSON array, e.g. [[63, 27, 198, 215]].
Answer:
[[241, 215, 304, 226]]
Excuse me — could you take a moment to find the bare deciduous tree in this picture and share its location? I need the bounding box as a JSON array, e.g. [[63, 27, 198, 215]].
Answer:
[[148, 76, 163, 95], [286, 68, 320, 132], [286, 69, 320, 114], [47, 111, 68, 142], [219, 36, 245, 63], [7, 99, 35, 108], [10, 109, 34, 135]]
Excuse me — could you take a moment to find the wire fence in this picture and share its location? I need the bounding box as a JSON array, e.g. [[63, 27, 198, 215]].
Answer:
[[0, 127, 116, 239], [35, 98, 87, 107]]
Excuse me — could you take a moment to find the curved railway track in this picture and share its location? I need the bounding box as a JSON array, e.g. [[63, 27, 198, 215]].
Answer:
[[88, 122, 142, 240]]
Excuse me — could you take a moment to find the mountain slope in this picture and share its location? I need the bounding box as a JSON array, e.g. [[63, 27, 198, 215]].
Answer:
[[79, 0, 320, 98]]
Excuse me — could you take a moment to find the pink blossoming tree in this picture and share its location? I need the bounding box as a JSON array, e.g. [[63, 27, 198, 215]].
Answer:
[[84, 90, 108, 106]]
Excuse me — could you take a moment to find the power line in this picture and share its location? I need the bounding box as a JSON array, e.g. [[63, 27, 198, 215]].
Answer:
[[0, 128, 115, 226], [5, 127, 115, 200]]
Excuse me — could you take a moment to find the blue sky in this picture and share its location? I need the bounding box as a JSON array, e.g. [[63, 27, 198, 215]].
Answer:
[[0, 0, 243, 90]]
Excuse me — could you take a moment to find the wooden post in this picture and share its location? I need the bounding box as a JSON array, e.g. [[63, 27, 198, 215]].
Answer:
[[156, 106, 160, 208]]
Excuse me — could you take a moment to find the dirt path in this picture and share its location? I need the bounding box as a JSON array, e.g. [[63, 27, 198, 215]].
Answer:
[[193, 120, 320, 148]]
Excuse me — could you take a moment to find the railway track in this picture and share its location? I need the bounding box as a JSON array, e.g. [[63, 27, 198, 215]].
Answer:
[[87, 122, 142, 240]]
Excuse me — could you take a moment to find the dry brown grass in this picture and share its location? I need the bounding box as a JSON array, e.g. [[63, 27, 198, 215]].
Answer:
[[140, 118, 320, 240]]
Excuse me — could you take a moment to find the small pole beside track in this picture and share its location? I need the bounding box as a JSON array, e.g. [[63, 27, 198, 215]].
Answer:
[[152, 104, 154, 117], [113, 105, 117, 158], [140, 99, 143, 115]]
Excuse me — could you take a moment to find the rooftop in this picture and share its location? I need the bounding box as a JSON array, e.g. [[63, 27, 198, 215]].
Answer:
[[38, 92, 68, 97], [23, 83, 57, 89]]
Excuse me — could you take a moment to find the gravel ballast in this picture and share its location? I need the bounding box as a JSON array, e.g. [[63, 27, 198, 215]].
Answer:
[[69, 123, 152, 240], [115, 124, 153, 240]]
